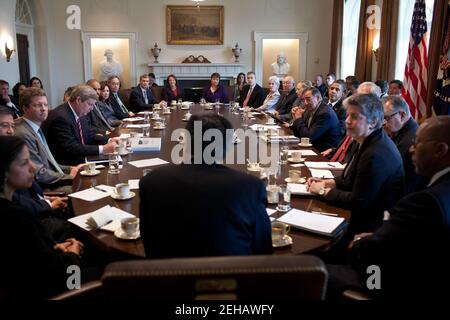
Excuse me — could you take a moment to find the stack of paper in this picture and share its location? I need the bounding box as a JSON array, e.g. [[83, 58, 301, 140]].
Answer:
[[126, 123, 151, 129], [305, 161, 345, 170], [260, 136, 300, 144], [277, 208, 346, 237], [68, 205, 135, 231], [287, 183, 312, 196], [289, 150, 317, 156], [130, 137, 161, 152], [69, 185, 115, 202], [128, 158, 169, 168], [249, 124, 280, 131], [123, 117, 144, 122], [309, 169, 334, 179]]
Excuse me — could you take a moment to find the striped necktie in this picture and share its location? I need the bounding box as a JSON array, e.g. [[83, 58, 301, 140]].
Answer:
[[113, 92, 129, 113], [94, 104, 113, 131], [76, 118, 85, 144], [243, 87, 253, 107], [37, 128, 64, 174]]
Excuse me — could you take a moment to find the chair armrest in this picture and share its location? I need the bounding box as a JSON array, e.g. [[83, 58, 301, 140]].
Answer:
[[342, 288, 372, 300], [49, 280, 103, 300], [43, 191, 67, 197]]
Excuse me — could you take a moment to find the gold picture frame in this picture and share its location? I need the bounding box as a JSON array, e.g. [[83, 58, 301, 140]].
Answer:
[[166, 5, 224, 45]]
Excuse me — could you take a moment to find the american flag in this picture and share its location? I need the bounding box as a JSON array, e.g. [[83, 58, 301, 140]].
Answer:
[[402, 0, 429, 121]]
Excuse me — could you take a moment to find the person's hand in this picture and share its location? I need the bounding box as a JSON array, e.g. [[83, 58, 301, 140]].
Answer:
[[54, 238, 84, 256], [348, 232, 373, 249], [282, 122, 290, 128], [292, 106, 306, 120], [272, 110, 279, 116], [103, 140, 118, 154], [108, 137, 121, 144], [307, 180, 325, 194], [45, 196, 69, 210], [128, 111, 135, 117], [1, 92, 11, 103], [321, 148, 333, 157], [69, 164, 84, 177]]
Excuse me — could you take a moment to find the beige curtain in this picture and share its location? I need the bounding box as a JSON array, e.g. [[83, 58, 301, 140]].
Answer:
[[376, 0, 399, 81], [426, 0, 449, 117], [355, 0, 377, 82], [329, 0, 344, 77]]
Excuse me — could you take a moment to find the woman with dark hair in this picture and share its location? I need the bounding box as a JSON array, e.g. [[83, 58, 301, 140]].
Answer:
[[98, 83, 121, 127], [29, 76, 43, 89], [12, 82, 27, 108], [202, 72, 229, 103], [0, 136, 85, 298], [233, 72, 246, 102], [161, 74, 183, 103]]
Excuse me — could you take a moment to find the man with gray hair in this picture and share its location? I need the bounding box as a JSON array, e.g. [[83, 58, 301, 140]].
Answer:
[[357, 81, 382, 98], [382, 95, 426, 193], [42, 85, 119, 165]]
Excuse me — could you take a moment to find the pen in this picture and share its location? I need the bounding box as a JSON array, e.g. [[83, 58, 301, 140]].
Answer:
[[93, 186, 108, 193], [328, 163, 336, 168], [316, 212, 339, 217]]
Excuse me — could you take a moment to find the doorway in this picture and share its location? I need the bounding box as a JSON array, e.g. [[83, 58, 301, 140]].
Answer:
[[16, 33, 30, 84]]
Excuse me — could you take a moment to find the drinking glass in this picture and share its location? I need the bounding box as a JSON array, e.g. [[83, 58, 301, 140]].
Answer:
[[108, 153, 120, 174], [142, 126, 150, 137], [280, 145, 289, 164], [276, 185, 291, 212], [144, 111, 150, 123]]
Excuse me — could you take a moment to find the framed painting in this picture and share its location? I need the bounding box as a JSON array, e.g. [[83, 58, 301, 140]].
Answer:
[[166, 6, 224, 45]]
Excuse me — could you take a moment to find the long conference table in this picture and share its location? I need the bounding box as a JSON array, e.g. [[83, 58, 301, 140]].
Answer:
[[71, 104, 350, 259]]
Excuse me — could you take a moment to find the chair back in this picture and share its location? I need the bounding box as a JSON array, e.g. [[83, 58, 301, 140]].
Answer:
[[151, 86, 163, 102], [101, 255, 328, 300]]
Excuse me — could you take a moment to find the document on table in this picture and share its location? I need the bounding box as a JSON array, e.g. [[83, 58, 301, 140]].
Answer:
[[68, 205, 135, 231], [305, 161, 345, 170], [126, 123, 151, 129], [131, 137, 161, 152], [249, 124, 280, 131], [128, 158, 169, 168], [68, 185, 115, 202], [266, 208, 277, 216], [123, 117, 144, 122], [289, 150, 317, 156], [128, 179, 140, 189], [287, 183, 312, 195], [277, 208, 346, 237], [309, 169, 335, 179]]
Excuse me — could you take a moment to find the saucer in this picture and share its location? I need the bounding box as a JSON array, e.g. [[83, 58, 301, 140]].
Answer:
[[298, 143, 313, 147], [247, 165, 261, 172], [111, 191, 136, 200], [288, 157, 305, 163], [272, 235, 293, 248], [285, 177, 306, 184], [153, 126, 166, 130], [80, 169, 100, 177], [181, 106, 190, 110], [114, 228, 140, 240]]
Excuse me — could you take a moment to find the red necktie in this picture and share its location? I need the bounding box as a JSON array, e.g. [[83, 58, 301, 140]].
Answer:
[[330, 135, 352, 162], [243, 87, 253, 107], [77, 118, 85, 145]]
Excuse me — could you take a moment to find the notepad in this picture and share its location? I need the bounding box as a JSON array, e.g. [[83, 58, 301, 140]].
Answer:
[[305, 161, 345, 170], [249, 124, 280, 131], [289, 150, 317, 156], [277, 208, 346, 237], [123, 117, 144, 122], [309, 169, 334, 179], [130, 137, 161, 152], [68, 205, 135, 231], [287, 183, 312, 196], [260, 135, 300, 144], [128, 158, 169, 168], [68, 185, 115, 202], [266, 208, 277, 216], [126, 123, 151, 129]]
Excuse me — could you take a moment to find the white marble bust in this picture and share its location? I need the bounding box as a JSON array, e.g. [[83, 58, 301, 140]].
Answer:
[[99, 49, 123, 81], [271, 52, 290, 78]]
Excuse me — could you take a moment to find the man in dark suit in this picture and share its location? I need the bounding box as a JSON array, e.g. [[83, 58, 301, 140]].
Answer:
[[272, 76, 297, 122], [326, 80, 347, 139], [237, 72, 266, 108], [290, 87, 341, 152], [140, 113, 272, 258], [382, 95, 427, 193], [307, 94, 404, 262], [129, 74, 157, 113], [86, 79, 114, 135], [42, 85, 118, 165], [107, 76, 134, 119], [0, 79, 22, 118], [327, 116, 450, 299]]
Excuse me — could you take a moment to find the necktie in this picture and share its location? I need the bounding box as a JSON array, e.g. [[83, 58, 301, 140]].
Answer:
[[330, 135, 353, 163], [307, 112, 314, 128], [143, 89, 148, 104], [37, 128, 64, 174], [76, 118, 85, 144], [95, 105, 113, 131], [243, 87, 253, 107], [113, 92, 129, 113]]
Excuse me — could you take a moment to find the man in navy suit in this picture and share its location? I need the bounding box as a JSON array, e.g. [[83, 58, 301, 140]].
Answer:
[[140, 113, 272, 258], [42, 85, 118, 165], [327, 116, 450, 299], [0, 79, 22, 118], [290, 87, 341, 152], [237, 72, 266, 108], [129, 74, 157, 113]]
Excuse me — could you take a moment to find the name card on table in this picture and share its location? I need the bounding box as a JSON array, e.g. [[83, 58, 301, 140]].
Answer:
[[68, 205, 135, 231], [128, 158, 169, 168]]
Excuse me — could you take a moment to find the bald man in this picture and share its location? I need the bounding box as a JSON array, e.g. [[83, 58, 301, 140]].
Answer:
[[327, 116, 450, 299]]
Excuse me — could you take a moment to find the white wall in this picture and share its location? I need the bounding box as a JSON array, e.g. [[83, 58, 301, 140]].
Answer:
[[0, 0, 20, 89], [1, 0, 334, 107]]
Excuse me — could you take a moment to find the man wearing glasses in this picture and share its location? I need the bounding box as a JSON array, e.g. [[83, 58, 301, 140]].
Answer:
[[0, 106, 15, 136], [382, 95, 427, 193]]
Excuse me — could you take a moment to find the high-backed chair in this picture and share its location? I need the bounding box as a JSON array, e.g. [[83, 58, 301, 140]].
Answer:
[[151, 86, 163, 103], [101, 255, 328, 300]]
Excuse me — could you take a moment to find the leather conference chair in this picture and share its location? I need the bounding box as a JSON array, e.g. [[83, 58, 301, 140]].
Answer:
[[49, 280, 103, 300], [101, 255, 328, 300]]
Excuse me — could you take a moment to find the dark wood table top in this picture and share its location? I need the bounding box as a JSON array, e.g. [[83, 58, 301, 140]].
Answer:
[[71, 104, 350, 258]]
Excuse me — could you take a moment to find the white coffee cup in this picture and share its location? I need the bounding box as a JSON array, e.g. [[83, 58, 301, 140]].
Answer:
[[115, 144, 126, 155], [171, 100, 177, 106], [301, 137, 310, 145], [121, 217, 139, 237], [291, 151, 302, 161], [115, 183, 130, 198]]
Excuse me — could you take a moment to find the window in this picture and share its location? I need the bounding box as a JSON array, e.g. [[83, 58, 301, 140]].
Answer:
[[394, 0, 434, 80], [341, 0, 361, 78]]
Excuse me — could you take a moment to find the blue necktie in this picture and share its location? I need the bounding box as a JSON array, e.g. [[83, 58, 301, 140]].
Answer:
[[37, 128, 64, 174]]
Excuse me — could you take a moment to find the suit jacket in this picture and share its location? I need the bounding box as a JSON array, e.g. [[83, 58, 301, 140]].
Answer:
[[237, 84, 266, 108], [13, 181, 51, 218], [273, 88, 297, 121], [391, 118, 427, 194], [41, 103, 109, 165], [202, 85, 229, 103], [325, 128, 405, 237], [129, 86, 157, 113], [329, 99, 346, 139], [350, 171, 450, 299], [108, 92, 129, 119], [97, 100, 121, 126], [0, 95, 22, 118], [0, 197, 81, 298], [291, 102, 341, 152], [140, 164, 273, 258], [161, 86, 184, 102], [87, 104, 113, 134], [14, 117, 73, 186]]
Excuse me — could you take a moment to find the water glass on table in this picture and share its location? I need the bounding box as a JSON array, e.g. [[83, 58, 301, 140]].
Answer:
[[108, 153, 120, 174], [276, 185, 291, 212]]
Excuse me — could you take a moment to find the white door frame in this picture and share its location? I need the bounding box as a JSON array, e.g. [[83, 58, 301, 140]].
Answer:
[[15, 22, 37, 78], [253, 31, 309, 85]]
